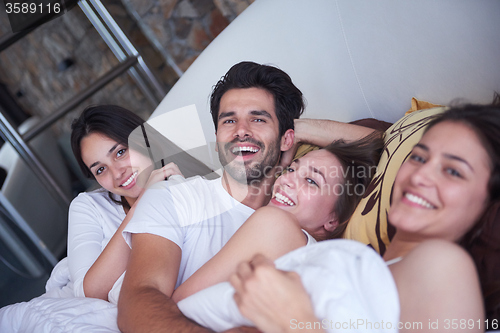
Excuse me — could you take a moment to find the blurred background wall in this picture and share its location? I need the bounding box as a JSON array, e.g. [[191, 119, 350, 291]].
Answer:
[[0, 0, 254, 133]]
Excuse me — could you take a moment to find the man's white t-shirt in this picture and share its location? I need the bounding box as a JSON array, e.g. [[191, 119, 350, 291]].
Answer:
[[123, 176, 254, 288]]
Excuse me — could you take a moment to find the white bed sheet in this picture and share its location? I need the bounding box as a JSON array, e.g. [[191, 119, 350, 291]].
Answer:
[[0, 258, 120, 333], [0, 296, 119, 333]]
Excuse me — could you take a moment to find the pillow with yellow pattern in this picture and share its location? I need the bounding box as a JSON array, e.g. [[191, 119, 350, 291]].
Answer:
[[343, 107, 447, 254]]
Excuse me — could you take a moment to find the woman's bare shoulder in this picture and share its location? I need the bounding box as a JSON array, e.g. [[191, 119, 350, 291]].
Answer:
[[245, 206, 304, 243], [407, 239, 472, 266], [394, 241, 483, 329], [254, 206, 297, 219]]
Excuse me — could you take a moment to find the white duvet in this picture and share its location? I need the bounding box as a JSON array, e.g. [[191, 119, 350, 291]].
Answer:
[[1, 241, 399, 333], [0, 258, 120, 333], [0, 296, 119, 333], [179, 240, 400, 332]]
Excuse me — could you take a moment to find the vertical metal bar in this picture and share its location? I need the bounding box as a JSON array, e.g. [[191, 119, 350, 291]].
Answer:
[[0, 218, 46, 277], [0, 109, 71, 208], [0, 193, 58, 268], [120, 0, 184, 78], [88, 0, 168, 96], [78, 0, 165, 106]]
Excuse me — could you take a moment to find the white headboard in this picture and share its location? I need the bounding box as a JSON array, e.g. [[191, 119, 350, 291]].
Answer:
[[149, 0, 500, 169]]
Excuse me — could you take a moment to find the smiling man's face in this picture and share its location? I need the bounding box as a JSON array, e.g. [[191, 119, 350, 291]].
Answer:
[[215, 87, 282, 184]]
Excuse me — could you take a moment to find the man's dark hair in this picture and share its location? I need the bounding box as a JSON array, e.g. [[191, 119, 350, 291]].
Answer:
[[210, 61, 305, 137]]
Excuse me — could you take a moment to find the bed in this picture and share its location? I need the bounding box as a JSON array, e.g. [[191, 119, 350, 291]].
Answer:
[[1, 0, 500, 331]]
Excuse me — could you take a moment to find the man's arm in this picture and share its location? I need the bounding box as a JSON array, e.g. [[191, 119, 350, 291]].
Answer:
[[117, 233, 211, 333], [279, 118, 380, 168], [294, 118, 378, 147]]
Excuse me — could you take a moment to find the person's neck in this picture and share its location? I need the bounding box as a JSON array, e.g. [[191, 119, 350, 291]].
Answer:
[[221, 170, 276, 210], [382, 233, 421, 262], [124, 196, 137, 213]]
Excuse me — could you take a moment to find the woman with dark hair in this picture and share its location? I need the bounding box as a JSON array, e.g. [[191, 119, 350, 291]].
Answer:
[[65, 105, 183, 301], [177, 104, 500, 332]]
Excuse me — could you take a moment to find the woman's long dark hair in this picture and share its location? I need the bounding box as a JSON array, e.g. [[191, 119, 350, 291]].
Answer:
[[71, 105, 145, 210]]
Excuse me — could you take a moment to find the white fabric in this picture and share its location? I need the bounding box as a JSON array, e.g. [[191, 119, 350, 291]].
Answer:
[[124, 176, 254, 288], [178, 240, 399, 332], [150, 0, 500, 170], [107, 206, 315, 305], [66, 189, 126, 298], [303, 229, 317, 246], [0, 297, 119, 333], [0, 188, 125, 332]]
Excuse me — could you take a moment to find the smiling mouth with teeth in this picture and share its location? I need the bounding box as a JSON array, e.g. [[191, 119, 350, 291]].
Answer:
[[231, 146, 260, 155], [121, 171, 138, 187], [404, 192, 436, 209], [274, 192, 296, 206]]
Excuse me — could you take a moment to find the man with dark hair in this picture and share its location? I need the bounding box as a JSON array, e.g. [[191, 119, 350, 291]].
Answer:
[[210, 61, 304, 138], [211, 61, 304, 187], [117, 61, 374, 332]]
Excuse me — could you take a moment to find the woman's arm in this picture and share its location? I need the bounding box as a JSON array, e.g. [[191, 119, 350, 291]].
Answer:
[[67, 194, 127, 300], [81, 205, 134, 300], [390, 240, 484, 333], [71, 163, 183, 301], [172, 206, 308, 302]]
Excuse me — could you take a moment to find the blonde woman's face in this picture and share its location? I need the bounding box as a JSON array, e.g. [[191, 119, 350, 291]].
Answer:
[[268, 149, 344, 239], [389, 121, 491, 242]]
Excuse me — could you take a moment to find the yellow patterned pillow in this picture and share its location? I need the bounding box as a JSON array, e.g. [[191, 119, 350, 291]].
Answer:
[[343, 107, 447, 254]]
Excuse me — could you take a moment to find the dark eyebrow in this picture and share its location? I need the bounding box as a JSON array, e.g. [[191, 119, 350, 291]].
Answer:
[[250, 110, 272, 119], [218, 111, 235, 120], [294, 159, 326, 183], [89, 161, 100, 170], [218, 110, 273, 121], [88, 143, 120, 170], [108, 143, 120, 154], [414, 143, 429, 151], [311, 166, 326, 183], [443, 153, 474, 172], [415, 143, 474, 172]]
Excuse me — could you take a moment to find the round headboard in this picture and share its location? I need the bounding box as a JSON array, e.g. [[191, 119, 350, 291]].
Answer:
[[149, 0, 500, 169]]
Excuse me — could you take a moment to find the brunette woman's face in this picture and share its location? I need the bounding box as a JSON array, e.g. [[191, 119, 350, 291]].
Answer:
[[80, 133, 153, 204], [389, 121, 491, 242], [268, 149, 343, 239]]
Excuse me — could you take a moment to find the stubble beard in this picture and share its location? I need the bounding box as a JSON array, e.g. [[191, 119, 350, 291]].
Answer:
[[218, 138, 281, 186]]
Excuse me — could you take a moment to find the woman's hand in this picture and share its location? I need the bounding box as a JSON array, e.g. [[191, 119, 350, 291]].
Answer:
[[230, 254, 322, 333], [145, 162, 184, 188]]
